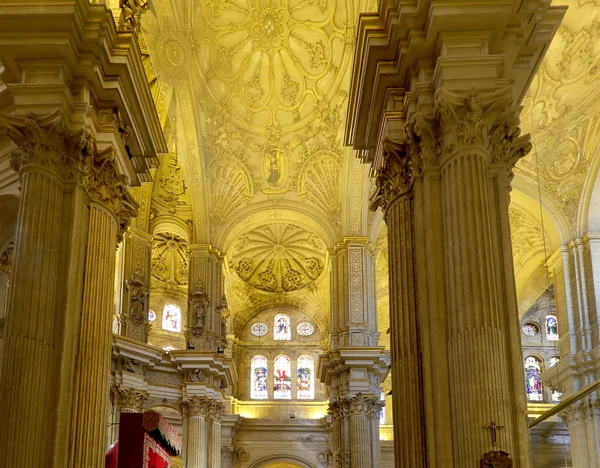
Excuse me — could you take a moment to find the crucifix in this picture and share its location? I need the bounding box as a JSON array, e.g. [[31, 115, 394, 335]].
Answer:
[[485, 421, 504, 447]]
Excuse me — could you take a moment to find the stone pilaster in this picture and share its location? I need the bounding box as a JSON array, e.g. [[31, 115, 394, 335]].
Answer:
[[69, 148, 137, 467], [0, 112, 92, 467], [187, 245, 228, 351], [182, 396, 225, 468], [329, 238, 379, 348], [118, 227, 153, 342], [545, 234, 600, 467], [221, 447, 236, 468]]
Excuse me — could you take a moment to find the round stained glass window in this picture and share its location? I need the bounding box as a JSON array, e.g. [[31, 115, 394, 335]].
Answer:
[[148, 309, 156, 322], [251, 323, 268, 337], [297, 322, 315, 336], [522, 323, 539, 336]]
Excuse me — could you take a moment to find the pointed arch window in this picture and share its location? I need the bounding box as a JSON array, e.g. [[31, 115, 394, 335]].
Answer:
[[251, 356, 268, 400], [546, 315, 559, 341], [274, 354, 291, 399], [162, 303, 181, 332], [524, 356, 544, 402], [274, 313, 291, 340], [297, 354, 314, 400]]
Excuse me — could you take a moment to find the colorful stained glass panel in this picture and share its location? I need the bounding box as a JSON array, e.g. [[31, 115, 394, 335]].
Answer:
[[251, 356, 268, 400], [251, 322, 268, 337], [297, 355, 314, 400], [297, 322, 315, 336], [521, 323, 539, 336], [274, 354, 291, 399]]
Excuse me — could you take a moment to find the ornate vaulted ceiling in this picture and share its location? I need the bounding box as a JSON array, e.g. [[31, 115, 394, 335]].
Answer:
[[138, 0, 600, 321], [512, 0, 600, 312], [139, 0, 374, 328]]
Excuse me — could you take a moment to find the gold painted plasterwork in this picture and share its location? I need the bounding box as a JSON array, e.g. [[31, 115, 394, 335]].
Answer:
[[231, 222, 326, 293]]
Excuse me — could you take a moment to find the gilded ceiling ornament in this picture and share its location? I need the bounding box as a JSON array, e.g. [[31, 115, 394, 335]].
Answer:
[[151, 233, 189, 286], [154, 31, 193, 78], [231, 223, 325, 293], [508, 206, 549, 273], [118, 0, 149, 33]]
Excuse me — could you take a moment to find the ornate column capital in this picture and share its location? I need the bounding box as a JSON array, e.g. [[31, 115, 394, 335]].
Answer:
[[0, 111, 94, 180], [344, 393, 382, 419], [182, 396, 225, 421], [370, 139, 414, 213], [83, 147, 138, 241], [111, 385, 148, 413], [435, 88, 532, 170]]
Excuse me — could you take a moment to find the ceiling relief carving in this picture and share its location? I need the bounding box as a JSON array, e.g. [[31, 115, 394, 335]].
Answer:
[[509, 206, 549, 276], [515, 1, 600, 237], [231, 222, 326, 293], [151, 233, 189, 287], [141, 0, 360, 241]]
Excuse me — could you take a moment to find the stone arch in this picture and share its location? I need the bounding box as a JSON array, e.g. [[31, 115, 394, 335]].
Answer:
[[248, 455, 316, 468]]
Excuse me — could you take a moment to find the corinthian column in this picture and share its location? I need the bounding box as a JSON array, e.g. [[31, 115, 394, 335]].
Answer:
[[183, 397, 224, 468], [371, 139, 425, 468], [69, 148, 137, 467], [0, 112, 93, 467]]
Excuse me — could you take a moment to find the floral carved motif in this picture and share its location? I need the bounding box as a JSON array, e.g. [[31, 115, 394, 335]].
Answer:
[[435, 88, 532, 170], [0, 112, 94, 181], [183, 396, 225, 421], [370, 139, 414, 213], [111, 385, 148, 413]]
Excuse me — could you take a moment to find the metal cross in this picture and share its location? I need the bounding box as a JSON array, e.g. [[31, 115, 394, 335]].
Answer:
[[485, 421, 504, 447]]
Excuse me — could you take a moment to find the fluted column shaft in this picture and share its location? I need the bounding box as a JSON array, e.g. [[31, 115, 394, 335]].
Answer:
[[0, 112, 92, 467], [210, 420, 222, 468], [69, 203, 118, 466], [349, 412, 372, 465], [373, 139, 427, 467], [186, 415, 207, 468], [372, 88, 533, 466], [0, 166, 65, 466]]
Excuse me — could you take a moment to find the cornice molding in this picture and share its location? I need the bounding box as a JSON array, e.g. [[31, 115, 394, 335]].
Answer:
[[345, 0, 566, 161]]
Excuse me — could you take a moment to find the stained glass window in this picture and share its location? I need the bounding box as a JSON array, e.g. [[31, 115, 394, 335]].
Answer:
[[546, 315, 559, 341], [521, 323, 539, 336], [251, 323, 268, 337], [524, 356, 543, 402], [379, 391, 386, 424], [148, 308, 156, 322], [274, 354, 291, 399], [274, 314, 291, 340], [297, 354, 314, 400], [297, 322, 315, 336], [549, 356, 560, 367], [251, 356, 268, 400], [162, 303, 181, 332]]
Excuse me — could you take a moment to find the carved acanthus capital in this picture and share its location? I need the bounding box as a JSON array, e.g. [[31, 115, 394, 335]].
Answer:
[[559, 397, 600, 426], [221, 446, 237, 462], [0, 112, 94, 180], [189, 289, 210, 336], [370, 139, 414, 213], [435, 87, 532, 170], [111, 385, 148, 413], [84, 148, 138, 241], [344, 393, 382, 419], [183, 396, 225, 421]]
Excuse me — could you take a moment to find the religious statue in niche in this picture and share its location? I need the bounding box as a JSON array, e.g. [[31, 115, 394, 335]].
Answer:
[[262, 146, 288, 195]]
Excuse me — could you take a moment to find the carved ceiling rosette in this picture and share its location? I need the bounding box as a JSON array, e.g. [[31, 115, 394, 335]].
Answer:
[[231, 222, 326, 293]]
